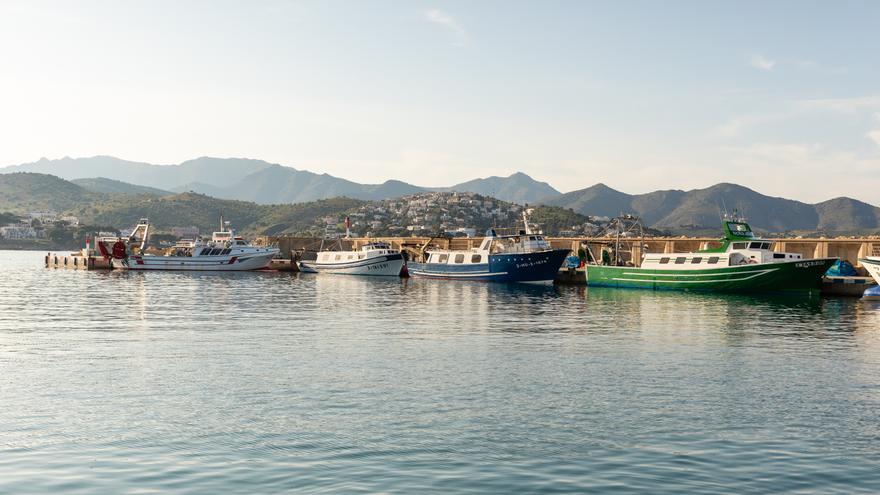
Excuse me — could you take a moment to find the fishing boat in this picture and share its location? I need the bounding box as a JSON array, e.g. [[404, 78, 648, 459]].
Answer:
[[297, 216, 405, 276], [858, 257, 880, 299], [98, 218, 279, 271], [298, 241, 405, 276], [586, 215, 836, 294], [406, 210, 570, 283]]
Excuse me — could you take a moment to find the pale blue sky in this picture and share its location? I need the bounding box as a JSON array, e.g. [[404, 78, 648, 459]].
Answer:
[[1, 0, 878, 202]]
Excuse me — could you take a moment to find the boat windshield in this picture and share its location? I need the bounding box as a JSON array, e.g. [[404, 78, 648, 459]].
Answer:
[[363, 242, 391, 250], [490, 235, 551, 254]]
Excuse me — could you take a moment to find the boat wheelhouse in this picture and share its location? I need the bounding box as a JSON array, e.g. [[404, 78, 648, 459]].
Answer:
[[586, 217, 836, 294], [298, 241, 405, 276], [407, 211, 570, 283], [99, 218, 279, 271]]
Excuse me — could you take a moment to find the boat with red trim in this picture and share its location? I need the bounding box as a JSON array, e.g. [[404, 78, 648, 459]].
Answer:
[[98, 217, 278, 271]]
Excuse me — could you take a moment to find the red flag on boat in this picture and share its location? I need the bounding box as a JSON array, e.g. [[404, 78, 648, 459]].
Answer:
[[345, 216, 350, 229]]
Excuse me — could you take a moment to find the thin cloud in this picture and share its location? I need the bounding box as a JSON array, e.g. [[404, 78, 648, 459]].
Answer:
[[424, 9, 467, 46], [869, 113, 880, 148], [710, 111, 794, 139], [749, 54, 776, 71], [797, 95, 880, 113]]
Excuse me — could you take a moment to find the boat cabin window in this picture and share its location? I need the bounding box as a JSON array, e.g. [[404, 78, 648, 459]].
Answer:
[[749, 242, 771, 249], [454, 254, 465, 264], [438, 254, 448, 263], [674, 257, 686, 264], [733, 242, 747, 249], [659, 257, 670, 264], [773, 253, 785, 259], [708, 256, 720, 264], [691, 257, 702, 264], [471, 254, 482, 263], [335, 254, 342, 261]]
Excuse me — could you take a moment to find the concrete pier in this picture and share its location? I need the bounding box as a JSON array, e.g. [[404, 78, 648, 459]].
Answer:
[[265, 235, 878, 272], [45, 251, 111, 270]]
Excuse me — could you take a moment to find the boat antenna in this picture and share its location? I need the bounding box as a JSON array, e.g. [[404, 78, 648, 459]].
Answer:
[[219, 212, 224, 232], [522, 204, 533, 235]]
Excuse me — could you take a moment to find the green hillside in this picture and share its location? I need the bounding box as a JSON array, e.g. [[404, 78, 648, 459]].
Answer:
[[72, 177, 172, 196], [67, 191, 366, 236], [0, 173, 104, 213]]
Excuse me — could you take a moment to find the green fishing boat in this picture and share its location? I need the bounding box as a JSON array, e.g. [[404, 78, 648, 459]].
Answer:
[[586, 218, 836, 294]]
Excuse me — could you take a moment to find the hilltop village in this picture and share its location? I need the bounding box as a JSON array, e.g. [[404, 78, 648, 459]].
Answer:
[[307, 192, 608, 239]]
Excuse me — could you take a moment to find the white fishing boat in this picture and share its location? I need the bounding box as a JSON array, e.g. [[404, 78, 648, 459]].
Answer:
[[98, 218, 279, 271], [297, 217, 405, 276], [298, 241, 405, 276]]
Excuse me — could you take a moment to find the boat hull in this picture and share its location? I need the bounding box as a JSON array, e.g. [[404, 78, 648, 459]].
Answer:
[[586, 257, 837, 294], [111, 250, 279, 271], [859, 258, 880, 299], [860, 257, 880, 284], [408, 249, 570, 283], [298, 253, 405, 276]]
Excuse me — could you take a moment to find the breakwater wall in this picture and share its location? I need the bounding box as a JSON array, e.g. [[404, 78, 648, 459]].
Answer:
[[263, 235, 880, 271]]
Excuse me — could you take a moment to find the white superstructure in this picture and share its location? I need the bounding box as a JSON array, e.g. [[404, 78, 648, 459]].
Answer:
[[101, 218, 279, 271], [640, 239, 805, 270]]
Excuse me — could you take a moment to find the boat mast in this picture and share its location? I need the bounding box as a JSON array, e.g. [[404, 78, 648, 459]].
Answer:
[[141, 221, 150, 252], [614, 215, 621, 266], [522, 207, 533, 235]]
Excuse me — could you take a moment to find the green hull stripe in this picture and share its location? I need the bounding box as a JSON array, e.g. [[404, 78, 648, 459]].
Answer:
[[612, 268, 776, 284]]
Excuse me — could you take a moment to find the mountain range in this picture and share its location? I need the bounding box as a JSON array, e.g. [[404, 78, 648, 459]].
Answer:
[[1, 156, 559, 205], [542, 183, 880, 233], [0, 172, 582, 238], [1, 155, 878, 234]]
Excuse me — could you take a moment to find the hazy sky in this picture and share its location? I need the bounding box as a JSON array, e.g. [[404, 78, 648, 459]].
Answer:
[[1, 1, 878, 202]]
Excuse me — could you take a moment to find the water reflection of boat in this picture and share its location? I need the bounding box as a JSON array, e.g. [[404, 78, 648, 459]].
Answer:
[[99, 218, 278, 271], [586, 216, 835, 295]]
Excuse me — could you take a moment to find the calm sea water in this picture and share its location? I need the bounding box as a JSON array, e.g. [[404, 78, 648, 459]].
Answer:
[[1, 250, 879, 494]]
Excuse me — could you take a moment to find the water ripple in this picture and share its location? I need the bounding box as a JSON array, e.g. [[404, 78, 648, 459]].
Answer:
[[1, 251, 879, 493]]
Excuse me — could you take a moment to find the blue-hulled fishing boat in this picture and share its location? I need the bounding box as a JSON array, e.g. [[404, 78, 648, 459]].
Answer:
[[407, 211, 570, 283]]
